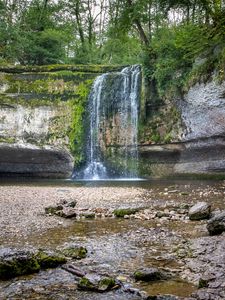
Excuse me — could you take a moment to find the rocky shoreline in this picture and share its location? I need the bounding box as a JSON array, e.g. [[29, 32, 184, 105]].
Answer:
[[0, 181, 225, 299]]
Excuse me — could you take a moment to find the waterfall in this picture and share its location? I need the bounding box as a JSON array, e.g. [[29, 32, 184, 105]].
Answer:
[[75, 65, 141, 180]]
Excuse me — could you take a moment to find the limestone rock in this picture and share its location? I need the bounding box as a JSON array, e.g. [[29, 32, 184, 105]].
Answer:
[[207, 211, 225, 235], [189, 202, 211, 220]]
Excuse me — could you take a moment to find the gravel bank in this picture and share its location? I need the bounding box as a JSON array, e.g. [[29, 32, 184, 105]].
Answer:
[[0, 185, 146, 240]]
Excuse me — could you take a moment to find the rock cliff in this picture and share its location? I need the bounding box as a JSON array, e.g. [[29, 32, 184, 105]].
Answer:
[[139, 76, 225, 178], [0, 64, 124, 178]]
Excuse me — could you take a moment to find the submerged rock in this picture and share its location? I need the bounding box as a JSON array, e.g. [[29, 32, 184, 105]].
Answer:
[[189, 202, 211, 220], [134, 267, 164, 282], [78, 273, 116, 292], [207, 211, 225, 235]]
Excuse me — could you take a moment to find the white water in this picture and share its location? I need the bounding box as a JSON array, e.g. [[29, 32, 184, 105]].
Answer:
[[76, 65, 141, 180]]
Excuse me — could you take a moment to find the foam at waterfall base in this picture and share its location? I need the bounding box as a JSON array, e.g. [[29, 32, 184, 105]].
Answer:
[[83, 161, 108, 180]]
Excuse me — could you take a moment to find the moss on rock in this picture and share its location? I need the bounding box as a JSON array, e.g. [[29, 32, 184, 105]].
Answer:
[[113, 208, 140, 218], [60, 246, 87, 259], [36, 250, 67, 269]]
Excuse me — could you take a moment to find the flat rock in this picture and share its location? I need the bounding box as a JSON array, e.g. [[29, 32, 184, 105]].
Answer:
[[207, 211, 225, 235], [189, 202, 211, 220]]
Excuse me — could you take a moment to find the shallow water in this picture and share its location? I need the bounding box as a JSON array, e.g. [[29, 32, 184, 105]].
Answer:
[[1, 178, 224, 299]]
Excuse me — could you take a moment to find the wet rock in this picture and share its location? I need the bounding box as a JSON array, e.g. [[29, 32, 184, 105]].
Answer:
[[60, 246, 87, 259], [113, 208, 140, 218], [80, 212, 95, 219], [36, 250, 67, 269], [78, 273, 116, 292], [65, 200, 77, 208], [189, 202, 211, 220], [207, 211, 225, 235], [56, 207, 77, 218], [134, 267, 164, 282], [0, 248, 40, 280], [45, 205, 63, 215]]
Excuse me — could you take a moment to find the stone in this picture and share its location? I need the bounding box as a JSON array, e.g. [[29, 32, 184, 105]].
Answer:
[[56, 208, 77, 219], [35, 250, 66, 269], [66, 201, 77, 208], [78, 273, 116, 292], [0, 248, 67, 280], [134, 267, 163, 282], [207, 211, 225, 235], [80, 212, 95, 219], [60, 246, 87, 259], [45, 205, 63, 215], [189, 202, 211, 220], [0, 248, 40, 280], [113, 208, 141, 218]]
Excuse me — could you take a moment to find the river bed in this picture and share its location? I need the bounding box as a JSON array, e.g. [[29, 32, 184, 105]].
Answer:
[[0, 179, 225, 299]]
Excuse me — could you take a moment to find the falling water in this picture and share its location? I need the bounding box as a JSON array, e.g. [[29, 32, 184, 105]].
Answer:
[[76, 65, 141, 180]]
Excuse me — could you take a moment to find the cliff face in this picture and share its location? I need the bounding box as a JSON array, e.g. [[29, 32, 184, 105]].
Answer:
[[139, 76, 225, 178], [0, 64, 124, 178], [181, 79, 225, 141]]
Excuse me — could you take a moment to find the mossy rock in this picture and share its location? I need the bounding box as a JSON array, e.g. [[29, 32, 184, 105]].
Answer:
[[35, 250, 67, 269], [45, 205, 63, 215], [60, 246, 87, 259], [113, 208, 140, 218], [0, 249, 40, 280], [78, 274, 116, 292]]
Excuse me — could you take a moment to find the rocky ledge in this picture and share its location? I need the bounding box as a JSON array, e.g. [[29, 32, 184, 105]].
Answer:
[[0, 143, 74, 178]]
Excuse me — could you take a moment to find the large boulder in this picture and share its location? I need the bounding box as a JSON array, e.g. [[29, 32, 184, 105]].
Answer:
[[189, 202, 211, 221], [207, 211, 225, 235]]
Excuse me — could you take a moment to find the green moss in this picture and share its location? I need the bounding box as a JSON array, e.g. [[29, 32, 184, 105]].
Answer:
[[198, 278, 209, 289], [0, 137, 16, 143], [78, 277, 95, 290], [68, 79, 94, 165], [0, 255, 40, 280], [113, 208, 140, 217], [0, 64, 126, 74], [99, 277, 116, 291], [36, 251, 66, 269], [60, 246, 87, 259]]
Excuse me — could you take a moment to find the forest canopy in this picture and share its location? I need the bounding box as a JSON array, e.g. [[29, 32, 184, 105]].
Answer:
[[0, 0, 224, 96]]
